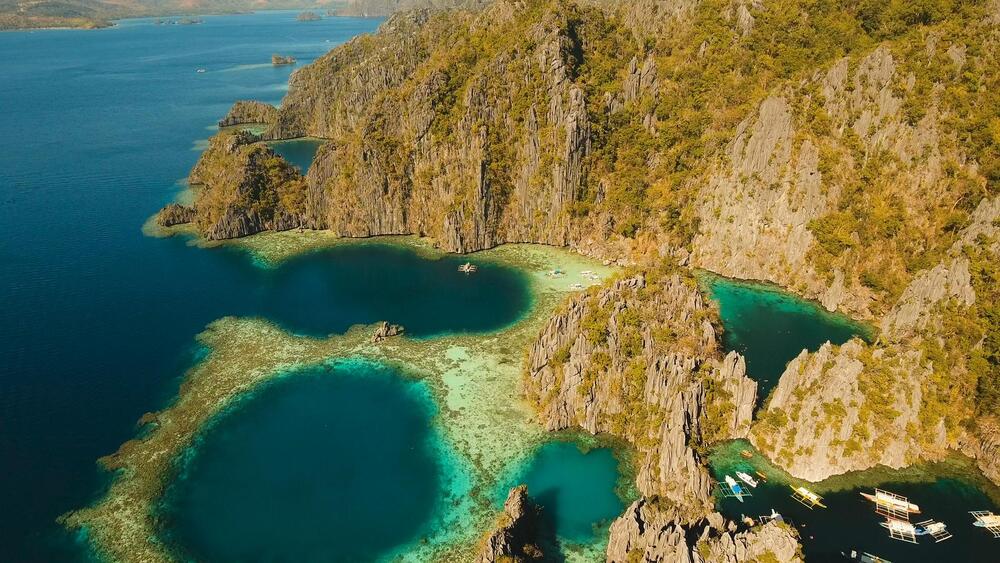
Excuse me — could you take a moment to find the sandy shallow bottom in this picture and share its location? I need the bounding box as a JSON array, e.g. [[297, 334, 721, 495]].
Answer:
[[62, 230, 620, 562]]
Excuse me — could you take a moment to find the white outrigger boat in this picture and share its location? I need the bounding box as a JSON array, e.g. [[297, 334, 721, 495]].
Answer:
[[725, 475, 746, 502], [880, 518, 918, 543], [971, 510, 1000, 537], [458, 262, 478, 273], [736, 471, 758, 488], [861, 489, 920, 515]]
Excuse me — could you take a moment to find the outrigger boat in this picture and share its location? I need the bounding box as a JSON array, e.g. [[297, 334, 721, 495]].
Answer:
[[971, 511, 1000, 537], [736, 471, 758, 488], [458, 262, 478, 273], [724, 475, 745, 502], [880, 518, 918, 543], [791, 486, 826, 509], [861, 490, 920, 515], [754, 470, 768, 483]]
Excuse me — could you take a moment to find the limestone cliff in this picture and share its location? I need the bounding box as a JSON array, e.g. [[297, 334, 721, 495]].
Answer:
[[752, 197, 1000, 482], [171, 130, 307, 239], [189, 0, 1000, 289], [186, 1, 662, 254], [155, 203, 196, 227], [176, 0, 1000, 489], [333, 0, 490, 18], [217, 101, 279, 128], [476, 485, 547, 563], [606, 499, 802, 563], [525, 269, 756, 516], [691, 38, 994, 319]]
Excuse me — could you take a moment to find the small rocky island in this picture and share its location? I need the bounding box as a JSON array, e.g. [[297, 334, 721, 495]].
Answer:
[[371, 321, 404, 343], [271, 54, 296, 66], [296, 11, 321, 21]]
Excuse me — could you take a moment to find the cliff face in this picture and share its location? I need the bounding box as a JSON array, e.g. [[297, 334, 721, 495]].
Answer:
[[606, 499, 802, 563], [691, 40, 991, 319], [750, 339, 934, 481], [169, 130, 307, 239], [174, 0, 1000, 490], [752, 196, 1000, 481], [333, 0, 490, 18], [156, 203, 196, 227], [217, 100, 279, 128], [525, 270, 756, 516], [189, 0, 999, 292], [263, 2, 612, 253], [176, 1, 671, 255]]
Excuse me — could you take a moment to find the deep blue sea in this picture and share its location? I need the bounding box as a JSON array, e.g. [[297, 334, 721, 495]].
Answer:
[[0, 12, 533, 562]]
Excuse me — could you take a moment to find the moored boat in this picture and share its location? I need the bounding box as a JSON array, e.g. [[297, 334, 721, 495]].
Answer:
[[861, 491, 921, 514], [725, 475, 745, 502], [791, 485, 827, 508], [736, 471, 758, 488], [458, 262, 478, 273]]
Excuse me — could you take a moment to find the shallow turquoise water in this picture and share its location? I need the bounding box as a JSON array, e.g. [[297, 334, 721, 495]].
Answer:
[[496, 442, 628, 547], [703, 276, 868, 401], [268, 138, 324, 173], [160, 360, 449, 562], [710, 444, 1000, 562]]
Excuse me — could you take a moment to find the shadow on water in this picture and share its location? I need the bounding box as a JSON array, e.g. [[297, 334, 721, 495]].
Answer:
[[493, 438, 635, 559], [531, 489, 568, 563]]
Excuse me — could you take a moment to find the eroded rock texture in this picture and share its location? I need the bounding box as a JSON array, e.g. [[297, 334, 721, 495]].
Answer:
[[476, 485, 547, 563], [217, 100, 279, 128], [526, 271, 756, 516], [183, 130, 306, 239], [606, 499, 802, 563], [753, 197, 1000, 482]]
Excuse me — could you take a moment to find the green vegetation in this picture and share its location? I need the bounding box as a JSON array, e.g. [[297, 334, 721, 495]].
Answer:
[[960, 242, 1000, 417], [190, 131, 307, 237]]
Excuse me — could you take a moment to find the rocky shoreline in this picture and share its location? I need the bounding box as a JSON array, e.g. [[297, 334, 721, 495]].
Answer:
[[128, 0, 1000, 559]]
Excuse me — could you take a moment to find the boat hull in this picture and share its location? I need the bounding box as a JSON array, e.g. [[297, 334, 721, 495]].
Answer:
[[860, 492, 921, 514]]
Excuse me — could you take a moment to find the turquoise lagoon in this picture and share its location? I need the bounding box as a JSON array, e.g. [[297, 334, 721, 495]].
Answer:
[[267, 138, 325, 173], [0, 12, 550, 561], [494, 440, 634, 554], [701, 276, 999, 562], [159, 360, 468, 562], [702, 275, 870, 400]]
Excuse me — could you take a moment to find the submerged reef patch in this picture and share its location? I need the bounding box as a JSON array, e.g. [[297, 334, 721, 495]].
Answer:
[[60, 242, 621, 562]]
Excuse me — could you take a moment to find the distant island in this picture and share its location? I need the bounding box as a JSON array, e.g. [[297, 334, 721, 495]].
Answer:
[[154, 18, 203, 25], [296, 11, 321, 21], [0, 0, 334, 31], [271, 54, 297, 65]]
